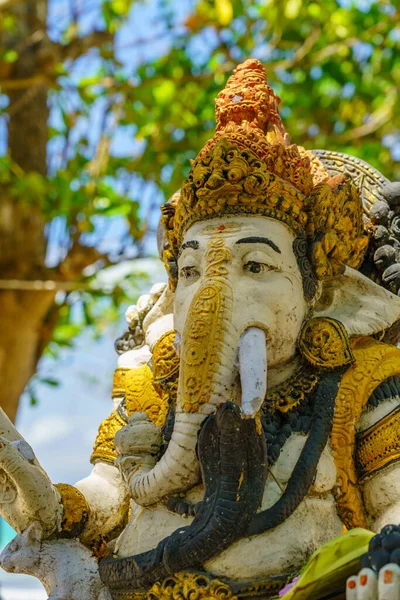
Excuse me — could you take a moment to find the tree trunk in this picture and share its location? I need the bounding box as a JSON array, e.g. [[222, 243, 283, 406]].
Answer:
[[0, 0, 51, 422]]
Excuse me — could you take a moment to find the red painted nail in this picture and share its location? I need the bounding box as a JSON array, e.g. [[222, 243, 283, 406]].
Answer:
[[360, 574, 368, 586], [348, 580, 356, 589], [384, 570, 393, 584]]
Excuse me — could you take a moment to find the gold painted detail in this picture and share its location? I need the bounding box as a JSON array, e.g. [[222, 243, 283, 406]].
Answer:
[[265, 368, 319, 413], [298, 317, 354, 370], [180, 235, 233, 413], [161, 60, 368, 287], [55, 483, 89, 537], [331, 337, 400, 529], [107, 572, 290, 600], [356, 405, 400, 481], [147, 572, 238, 600], [112, 368, 130, 398], [125, 364, 169, 427], [152, 330, 180, 384], [92, 364, 170, 465], [91, 410, 127, 465]]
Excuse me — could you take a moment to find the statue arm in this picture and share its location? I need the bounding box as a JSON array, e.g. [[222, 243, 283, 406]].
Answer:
[[74, 462, 129, 546], [73, 404, 130, 545], [356, 393, 400, 531], [347, 392, 400, 596]]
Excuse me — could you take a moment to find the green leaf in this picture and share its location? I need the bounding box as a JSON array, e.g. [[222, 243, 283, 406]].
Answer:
[[282, 529, 374, 600], [53, 324, 82, 345], [153, 80, 176, 106], [41, 378, 60, 387], [3, 49, 18, 63], [215, 0, 233, 25], [111, 0, 131, 15], [284, 0, 301, 19]]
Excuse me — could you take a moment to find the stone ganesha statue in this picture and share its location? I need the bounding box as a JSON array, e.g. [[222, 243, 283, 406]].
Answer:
[[3, 59, 400, 600]]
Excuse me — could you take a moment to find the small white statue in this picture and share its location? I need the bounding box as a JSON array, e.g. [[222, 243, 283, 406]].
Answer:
[[1, 521, 111, 600]]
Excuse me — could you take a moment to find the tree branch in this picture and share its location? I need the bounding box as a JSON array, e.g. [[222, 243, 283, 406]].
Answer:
[[0, 0, 24, 10], [0, 74, 51, 90]]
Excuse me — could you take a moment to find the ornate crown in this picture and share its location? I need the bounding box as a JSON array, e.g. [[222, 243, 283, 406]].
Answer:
[[161, 59, 368, 289]]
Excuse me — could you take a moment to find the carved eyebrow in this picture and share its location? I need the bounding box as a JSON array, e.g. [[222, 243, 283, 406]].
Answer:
[[235, 236, 281, 254], [178, 240, 199, 257]]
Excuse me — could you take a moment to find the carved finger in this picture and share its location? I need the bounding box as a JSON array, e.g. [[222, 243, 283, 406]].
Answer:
[[0, 468, 17, 504], [346, 575, 358, 599], [357, 568, 378, 600], [0, 408, 23, 442], [378, 563, 400, 600]]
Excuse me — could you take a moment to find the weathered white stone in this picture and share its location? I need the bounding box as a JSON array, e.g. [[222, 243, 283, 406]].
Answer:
[[0, 522, 111, 600], [0, 417, 62, 536]]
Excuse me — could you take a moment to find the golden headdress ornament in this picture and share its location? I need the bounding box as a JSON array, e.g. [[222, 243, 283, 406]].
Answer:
[[161, 59, 369, 291]]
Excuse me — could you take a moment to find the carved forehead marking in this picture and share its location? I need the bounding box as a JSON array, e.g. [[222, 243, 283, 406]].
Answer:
[[205, 232, 232, 278], [200, 221, 242, 235]]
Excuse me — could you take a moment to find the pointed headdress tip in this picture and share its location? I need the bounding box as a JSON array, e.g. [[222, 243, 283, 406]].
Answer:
[[196, 58, 293, 166], [214, 58, 289, 146], [161, 59, 369, 287]]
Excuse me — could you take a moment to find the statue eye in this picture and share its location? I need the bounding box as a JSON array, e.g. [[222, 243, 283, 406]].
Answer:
[[243, 261, 271, 274], [179, 266, 200, 281]]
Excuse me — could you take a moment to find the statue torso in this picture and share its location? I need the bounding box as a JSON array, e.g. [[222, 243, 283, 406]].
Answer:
[[94, 335, 400, 589], [115, 435, 341, 579]]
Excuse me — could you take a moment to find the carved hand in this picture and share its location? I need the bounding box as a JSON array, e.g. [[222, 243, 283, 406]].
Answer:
[[347, 525, 400, 599], [0, 435, 62, 536], [114, 412, 162, 487]]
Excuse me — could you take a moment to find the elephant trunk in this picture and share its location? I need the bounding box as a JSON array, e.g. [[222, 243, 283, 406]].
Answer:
[[129, 279, 268, 507]]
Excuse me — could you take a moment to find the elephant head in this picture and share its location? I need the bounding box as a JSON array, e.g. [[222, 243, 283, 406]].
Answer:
[[124, 59, 400, 509], [127, 213, 400, 508]]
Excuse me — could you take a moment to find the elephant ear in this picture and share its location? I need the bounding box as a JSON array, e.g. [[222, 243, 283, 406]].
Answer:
[[315, 267, 400, 337]]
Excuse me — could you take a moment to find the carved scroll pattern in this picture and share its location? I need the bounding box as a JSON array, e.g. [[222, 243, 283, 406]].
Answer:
[[313, 149, 389, 217]]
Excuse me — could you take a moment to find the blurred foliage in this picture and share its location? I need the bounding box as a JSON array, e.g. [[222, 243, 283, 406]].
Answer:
[[123, 0, 400, 195], [1, 0, 400, 397]]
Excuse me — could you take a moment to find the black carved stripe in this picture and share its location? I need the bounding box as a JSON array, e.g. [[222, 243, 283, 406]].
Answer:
[[99, 403, 267, 594], [367, 375, 400, 409], [164, 403, 266, 573], [246, 370, 343, 537]]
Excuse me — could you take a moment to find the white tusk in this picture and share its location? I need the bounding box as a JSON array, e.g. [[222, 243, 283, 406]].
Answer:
[[238, 327, 267, 418]]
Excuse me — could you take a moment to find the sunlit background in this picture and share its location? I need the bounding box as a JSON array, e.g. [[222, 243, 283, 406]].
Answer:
[[1, 0, 400, 597]]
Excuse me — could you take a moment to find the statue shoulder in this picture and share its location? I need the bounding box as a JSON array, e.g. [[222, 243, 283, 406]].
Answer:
[[91, 358, 169, 466], [330, 336, 400, 528], [354, 340, 400, 483]]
